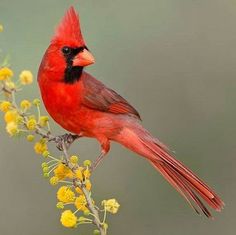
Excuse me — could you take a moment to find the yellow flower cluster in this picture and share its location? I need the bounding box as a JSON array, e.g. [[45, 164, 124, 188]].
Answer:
[[34, 139, 48, 154], [54, 163, 73, 180], [6, 122, 19, 136], [3, 110, 20, 136], [19, 70, 33, 85], [20, 99, 31, 110], [0, 67, 13, 80], [57, 186, 75, 203], [102, 199, 120, 214], [75, 167, 91, 181], [60, 210, 77, 228], [0, 38, 122, 234], [0, 101, 11, 112], [26, 117, 37, 130], [74, 195, 87, 212]]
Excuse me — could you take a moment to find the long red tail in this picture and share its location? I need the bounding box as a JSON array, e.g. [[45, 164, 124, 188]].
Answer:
[[116, 124, 224, 218]]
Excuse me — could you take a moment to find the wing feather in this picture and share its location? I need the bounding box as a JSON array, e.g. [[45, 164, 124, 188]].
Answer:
[[81, 73, 141, 119]]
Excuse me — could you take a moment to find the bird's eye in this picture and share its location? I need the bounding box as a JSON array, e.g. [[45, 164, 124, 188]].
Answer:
[[62, 46, 71, 55]]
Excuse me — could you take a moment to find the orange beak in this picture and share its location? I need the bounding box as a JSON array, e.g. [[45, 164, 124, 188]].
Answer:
[[73, 49, 95, 67]]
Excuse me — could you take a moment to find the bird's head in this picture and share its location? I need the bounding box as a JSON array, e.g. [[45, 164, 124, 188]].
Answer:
[[39, 6, 95, 83]]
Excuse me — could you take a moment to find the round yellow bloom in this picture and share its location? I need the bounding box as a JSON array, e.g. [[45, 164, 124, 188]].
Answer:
[[0, 24, 3, 32], [50, 176, 59, 186], [60, 210, 77, 228], [20, 100, 31, 110], [4, 110, 19, 123], [54, 163, 73, 180], [6, 122, 19, 136], [57, 186, 75, 203], [26, 118, 37, 130], [26, 134, 35, 142], [19, 70, 33, 85], [0, 67, 13, 80], [34, 141, 48, 154], [0, 101, 11, 112], [39, 116, 49, 127], [102, 199, 120, 214], [74, 195, 87, 211]]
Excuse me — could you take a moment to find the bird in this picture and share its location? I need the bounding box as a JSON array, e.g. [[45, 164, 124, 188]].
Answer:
[[38, 6, 224, 218]]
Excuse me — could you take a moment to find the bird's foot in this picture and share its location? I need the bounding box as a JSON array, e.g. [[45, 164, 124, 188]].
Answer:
[[90, 151, 107, 172], [50, 133, 80, 151]]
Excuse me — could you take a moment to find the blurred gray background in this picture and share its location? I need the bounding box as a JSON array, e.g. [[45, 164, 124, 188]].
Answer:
[[0, 0, 235, 234]]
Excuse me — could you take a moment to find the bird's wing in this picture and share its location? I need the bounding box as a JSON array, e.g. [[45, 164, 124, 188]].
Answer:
[[81, 73, 141, 120]]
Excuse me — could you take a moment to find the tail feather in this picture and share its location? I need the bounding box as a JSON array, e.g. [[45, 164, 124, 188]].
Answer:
[[117, 126, 224, 217]]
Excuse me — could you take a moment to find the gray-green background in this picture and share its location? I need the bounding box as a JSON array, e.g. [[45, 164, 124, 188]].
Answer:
[[0, 0, 235, 234]]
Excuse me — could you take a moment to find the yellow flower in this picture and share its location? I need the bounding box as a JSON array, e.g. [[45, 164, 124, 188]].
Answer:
[[0, 101, 11, 112], [57, 186, 75, 203], [19, 70, 33, 85], [102, 199, 120, 214], [75, 167, 91, 181], [54, 163, 73, 180], [50, 176, 59, 186], [60, 210, 77, 228], [0, 24, 3, 32], [74, 195, 87, 211], [83, 168, 91, 179], [75, 180, 92, 194], [34, 141, 48, 154], [4, 110, 19, 123], [20, 99, 31, 110], [26, 118, 37, 130], [0, 67, 13, 80], [75, 168, 83, 181], [39, 116, 49, 127], [6, 122, 19, 136]]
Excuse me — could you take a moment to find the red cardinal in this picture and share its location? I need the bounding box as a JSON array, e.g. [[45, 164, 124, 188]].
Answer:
[[38, 7, 224, 217]]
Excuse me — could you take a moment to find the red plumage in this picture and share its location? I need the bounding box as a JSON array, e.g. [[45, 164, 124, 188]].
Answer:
[[38, 6, 224, 217]]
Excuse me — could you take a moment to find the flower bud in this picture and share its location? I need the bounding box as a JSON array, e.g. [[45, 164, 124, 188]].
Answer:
[[42, 150, 50, 158], [56, 202, 64, 209], [32, 99, 40, 106], [103, 223, 108, 230], [83, 160, 91, 167], [43, 172, 49, 178], [26, 134, 35, 142], [70, 155, 78, 164], [50, 176, 59, 186], [83, 209, 90, 216], [42, 166, 49, 173], [41, 162, 48, 168]]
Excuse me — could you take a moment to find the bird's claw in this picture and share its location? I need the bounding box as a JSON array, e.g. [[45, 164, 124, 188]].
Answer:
[[50, 133, 80, 151]]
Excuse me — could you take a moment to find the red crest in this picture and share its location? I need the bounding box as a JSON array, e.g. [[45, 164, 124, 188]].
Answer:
[[52, 6, 85, 46]]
